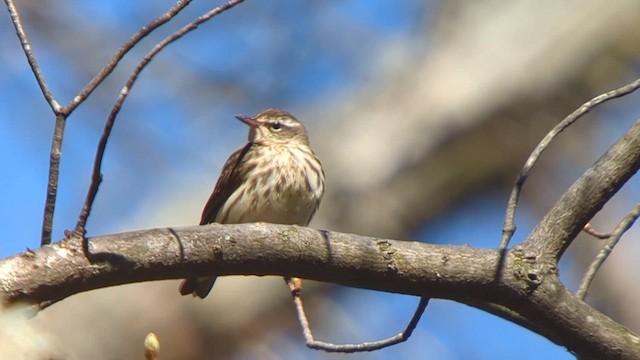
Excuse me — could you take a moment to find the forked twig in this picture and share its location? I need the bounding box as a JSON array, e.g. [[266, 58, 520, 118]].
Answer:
[[285, 277, 429, 353], [5, 0, 65, 245], [74, 0, 246, 237], [4, 0, 195, 245], [576, 203, 640, 299], [499, 77, 640, 251]]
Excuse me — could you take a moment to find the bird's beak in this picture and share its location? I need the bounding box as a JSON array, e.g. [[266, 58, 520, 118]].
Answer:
[[235, 114, 259, 128]]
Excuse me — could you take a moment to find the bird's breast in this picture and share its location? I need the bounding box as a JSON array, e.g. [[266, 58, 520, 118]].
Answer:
[[217, 144, 324, 226]]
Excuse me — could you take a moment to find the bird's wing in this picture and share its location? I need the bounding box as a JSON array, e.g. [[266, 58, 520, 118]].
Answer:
[[200, 142, 254, 225]]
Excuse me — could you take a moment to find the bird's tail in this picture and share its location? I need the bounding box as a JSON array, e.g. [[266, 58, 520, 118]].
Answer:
[[179, 276, 217, 299]]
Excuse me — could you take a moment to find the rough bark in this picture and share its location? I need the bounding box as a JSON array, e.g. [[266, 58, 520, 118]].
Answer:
[[0, 222, 638, 359]]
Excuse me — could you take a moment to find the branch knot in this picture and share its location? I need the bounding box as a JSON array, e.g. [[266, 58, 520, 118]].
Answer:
[[377, 240, 398, 274]]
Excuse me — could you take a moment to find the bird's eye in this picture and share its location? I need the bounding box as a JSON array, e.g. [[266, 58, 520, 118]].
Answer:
[[271, 122, 282, 130]]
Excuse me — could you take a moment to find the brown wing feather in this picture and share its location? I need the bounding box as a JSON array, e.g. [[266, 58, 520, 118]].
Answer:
[[200, 142, 254, 225], [181, 142, 254, 299]]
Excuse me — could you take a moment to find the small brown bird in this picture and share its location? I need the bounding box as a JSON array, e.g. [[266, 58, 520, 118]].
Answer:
[[179, 108, 325, 298]]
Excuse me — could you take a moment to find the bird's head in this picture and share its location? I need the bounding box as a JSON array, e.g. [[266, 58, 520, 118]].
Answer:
[[235, 108, 310, 146]]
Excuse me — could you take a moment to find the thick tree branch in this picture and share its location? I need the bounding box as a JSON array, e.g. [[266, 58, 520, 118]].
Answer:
[[522, 118, 640, 259], [2, 224, 496, 305], [0, 223, 638, 359], [500, 77, 640, 251]]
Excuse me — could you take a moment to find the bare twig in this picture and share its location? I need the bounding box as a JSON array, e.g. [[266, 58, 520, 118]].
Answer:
[[4, 0, 60, 113], [499, 77, 640, 251], [285, 277, 429, 353], [41, 115, 67, 245], [62, 0, 193, 114], [582, 223, 611, 240], [74, 0, 246, 237], [6, 0, 195, 245], [5, 0, 66, 245], [577, 203, 640, 299]]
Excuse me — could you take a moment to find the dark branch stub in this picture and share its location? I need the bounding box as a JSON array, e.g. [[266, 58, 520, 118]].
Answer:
[[582, 223, 612, 240], [285, 277, 429, 353], [577, 203, 640, 299]]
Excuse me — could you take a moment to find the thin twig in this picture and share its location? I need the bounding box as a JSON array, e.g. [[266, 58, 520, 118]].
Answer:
[[285, 277, 429, 353], [576, 203, 640, 300], [5, 0, 66, 245], [499, 77, 640, 251], [74, 0, 246, 237], [63, 0, 193, 115], [6, 1, 194, 244], [54, 0, 192, 242], [582, 223, 611, 240], [40, 115, 67, 245], [4, 0, 60, 113]]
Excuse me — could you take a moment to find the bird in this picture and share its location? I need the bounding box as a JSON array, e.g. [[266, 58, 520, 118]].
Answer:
[[179, 108, 325, 298]]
